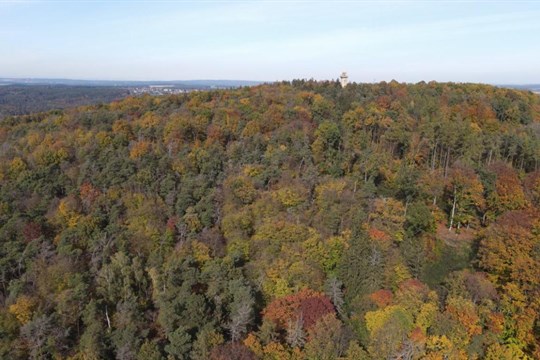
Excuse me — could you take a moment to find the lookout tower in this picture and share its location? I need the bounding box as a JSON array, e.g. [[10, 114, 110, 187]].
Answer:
[[340, 72, 348, 88]]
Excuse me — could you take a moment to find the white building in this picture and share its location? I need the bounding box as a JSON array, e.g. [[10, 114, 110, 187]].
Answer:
[[340, 72, 348, 88]]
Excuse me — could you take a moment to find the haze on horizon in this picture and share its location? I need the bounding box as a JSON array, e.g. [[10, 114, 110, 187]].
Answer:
[[1, 0, 539, 84]]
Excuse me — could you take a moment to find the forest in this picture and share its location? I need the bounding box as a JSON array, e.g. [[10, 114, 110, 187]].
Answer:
[[0, 80, 539, 359], [0, 85, 130, 119]]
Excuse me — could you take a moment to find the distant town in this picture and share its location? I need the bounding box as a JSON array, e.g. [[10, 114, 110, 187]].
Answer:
[[128, 85, 208, 96]]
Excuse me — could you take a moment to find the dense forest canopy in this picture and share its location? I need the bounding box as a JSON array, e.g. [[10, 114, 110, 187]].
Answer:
[[0, 80, 539, 359], [0, 85, 130, 119]]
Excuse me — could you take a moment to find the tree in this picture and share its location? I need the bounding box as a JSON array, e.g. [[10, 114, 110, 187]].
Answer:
[[137, 340, 163, 360], [338, 230, 384, 307], [263, 288, 335, 332], [486, 162, 528, 217], [286, 314, 306, 348], [209, 342, 257, 360], [304, 314, 348, 360], [165, 326, 192, 359], [325, 277, 345, 318], [312, 120, 343, 176], [20, 315, 62, 360], [445, 165, 485, 230], [365, 305, 414, 359]]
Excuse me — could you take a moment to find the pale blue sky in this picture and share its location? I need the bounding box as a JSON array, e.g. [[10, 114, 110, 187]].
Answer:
[[1, 1, 539, 83]]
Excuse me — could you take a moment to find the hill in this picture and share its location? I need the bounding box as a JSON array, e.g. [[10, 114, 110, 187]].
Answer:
[[0, 81, 264, 119], [0, 85, 130, 118], [0, 78, 263, 88], [0, 80, 539, 359]]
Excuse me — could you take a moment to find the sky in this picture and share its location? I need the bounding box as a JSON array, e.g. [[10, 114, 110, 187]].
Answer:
[[0, 0, 539, 83]]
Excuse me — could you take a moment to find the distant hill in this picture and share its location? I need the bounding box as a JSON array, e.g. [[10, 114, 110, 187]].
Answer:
[[0, 85, 130, 118], [0, 79, 265, 118], [0, 78, 264, 88], [500, 84, 540, 93]]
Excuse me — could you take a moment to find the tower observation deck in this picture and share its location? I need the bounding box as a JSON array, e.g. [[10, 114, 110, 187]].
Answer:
[[340, 72, 348, 88]]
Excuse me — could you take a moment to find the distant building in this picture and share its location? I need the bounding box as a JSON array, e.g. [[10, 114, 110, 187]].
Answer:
[[340, 72, 348, 88]]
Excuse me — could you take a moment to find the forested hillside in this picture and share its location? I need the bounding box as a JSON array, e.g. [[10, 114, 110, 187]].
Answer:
[[0, 80, 539, 359], [0, 85, 130, 118]]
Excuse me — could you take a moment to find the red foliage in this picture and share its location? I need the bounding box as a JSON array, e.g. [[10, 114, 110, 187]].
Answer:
[[478, 209, 540, 295], [395, 279, 430, 302], [22, 222, 42, 243], [495, 209, 535, 230], [368, 227, 391, 242], [206, 123, 224, 145], [263, 288, 335, 331], [486, 312, 505, 334], [488, 162, 528, 211], [79, 182, 101, 209], [524, 170, 540, 205], [463, 272, 498, 303], [376, 95, 392, 109], [409, 327, 426, 343], [210, 342, 257, 360], [398, 279, 427, 293], [166, 216, 178, 233], [370, 289, 393, 308]]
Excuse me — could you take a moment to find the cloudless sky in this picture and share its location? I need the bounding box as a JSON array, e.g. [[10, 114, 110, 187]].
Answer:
[[1, 0, 539, 83]]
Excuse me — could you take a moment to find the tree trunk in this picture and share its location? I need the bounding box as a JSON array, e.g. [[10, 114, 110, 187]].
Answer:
[[431, 142, 437, 170], [105, 306, 111, 330], [449, 186, 457, 231], [444, 147, 451, 178]]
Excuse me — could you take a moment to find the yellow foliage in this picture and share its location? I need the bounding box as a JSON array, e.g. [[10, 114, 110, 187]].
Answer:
[[191, 241, 211, 263], [244, 333, 263, 358], [183, 207, 203, 233], [171, 158, 186, 175], [112, 119, 132, 136], [241, 120, 261, 138], [303, 231, 348, 274], [274, 186, 307, 208], [369, 197, 405, 242], [124, 194, 166, 246], [57, 197, 81, 228], [416, 302, 438, 333], [225, 239, 250, 259], [243, 164, 264, 178], [9, 295, 36, 324], [484, 342, 532, 360], [425, 335, 454, 358], [315, 179, 347, 207], [9, 157, 27, 174], [95, 131, 112, 147], [264, 259, 294, 297], [129, 140, 152, 160], [26, 131, 43, 148], [253, 221, 310, 245], [391, 263, 412, 288], [140, 112, 160, 128], [365, 305, 413, 337], [106, 186, 122, 201], [221, 208, 253, 241], [227, 175, 257, 204], [262, 341, 292, 360], [33, 140, 70, 166], [446, 296, 482, 338]]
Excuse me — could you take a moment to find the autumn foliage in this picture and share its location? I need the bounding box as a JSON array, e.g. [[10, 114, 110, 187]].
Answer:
[[0, 80, 538, 359], [263, 288, 335, 331]]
